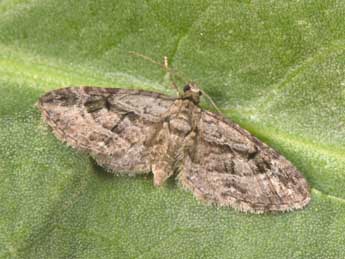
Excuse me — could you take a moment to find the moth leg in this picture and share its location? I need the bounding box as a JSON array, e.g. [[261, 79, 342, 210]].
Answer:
[[163, 56, 182, 97], [171, 82, 181, 97]]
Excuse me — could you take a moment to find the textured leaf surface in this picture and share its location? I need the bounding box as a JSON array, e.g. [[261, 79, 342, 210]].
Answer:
[[1, 1, 345, 258]]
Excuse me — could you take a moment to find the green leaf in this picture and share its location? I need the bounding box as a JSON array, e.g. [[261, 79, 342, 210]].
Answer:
[[1, 0, 345, 258]]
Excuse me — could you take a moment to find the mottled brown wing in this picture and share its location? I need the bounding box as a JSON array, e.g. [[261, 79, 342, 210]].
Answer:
[[180, 111, 311, 213], [37, 86, 175, 174]]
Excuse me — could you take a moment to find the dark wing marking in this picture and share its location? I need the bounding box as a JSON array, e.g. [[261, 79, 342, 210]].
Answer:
[[37, 86, 175, 174], [180, 111, 311, 213]]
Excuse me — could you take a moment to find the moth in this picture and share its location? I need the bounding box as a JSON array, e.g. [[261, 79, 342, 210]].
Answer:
[[37, 57, 310, 214]]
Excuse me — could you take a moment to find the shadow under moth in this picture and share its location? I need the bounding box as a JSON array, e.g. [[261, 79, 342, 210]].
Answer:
[[37, 59, 310, 214]]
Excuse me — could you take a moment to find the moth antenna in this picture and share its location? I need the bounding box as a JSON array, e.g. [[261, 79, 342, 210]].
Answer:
[[129, 51, 163, 68], [129, 51, 187, 81], [128, 51, 187, 95], [163, 56, 168, 68], [200, 89, 222, 114], [129, 51, 222, 114], [163, 55, 182, 96]]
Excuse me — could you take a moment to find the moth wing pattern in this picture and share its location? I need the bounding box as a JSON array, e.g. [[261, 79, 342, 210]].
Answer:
[[37, 85, 311, 213], [179, 110, 311, 213], [37, 86, 175, 174]]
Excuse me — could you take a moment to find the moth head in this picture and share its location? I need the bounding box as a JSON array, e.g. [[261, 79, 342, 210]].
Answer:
[[183, 82, 202, 104]]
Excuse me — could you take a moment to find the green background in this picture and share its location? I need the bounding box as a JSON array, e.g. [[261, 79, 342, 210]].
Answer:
[[1, 0, 345, 258]]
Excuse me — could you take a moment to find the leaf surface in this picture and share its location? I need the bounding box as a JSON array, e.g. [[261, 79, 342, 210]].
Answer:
[[1, 1, 345, 258]]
